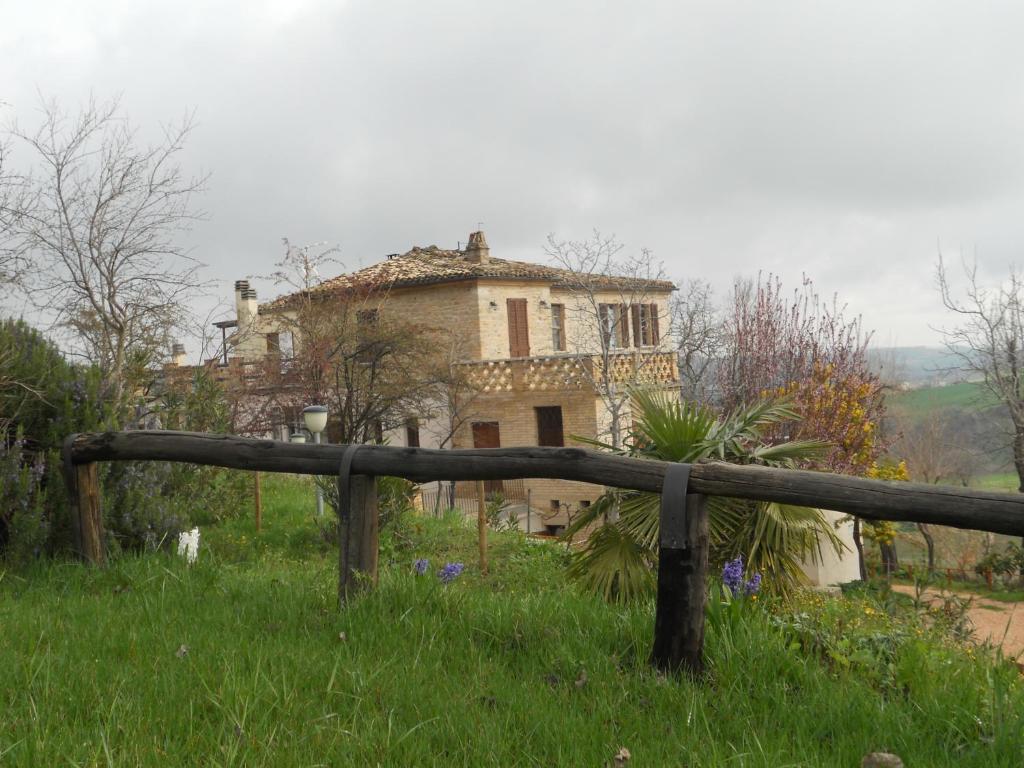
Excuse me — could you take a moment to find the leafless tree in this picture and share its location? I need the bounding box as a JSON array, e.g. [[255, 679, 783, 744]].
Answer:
[[670, 279, 724, 402], [241, 240, 445, 444], [0, 122, 31, 289], [937, 255, 1024, 492], [0, 96, 207, 426], [895, 409, 980, 572], [544, 231, 675, 449]]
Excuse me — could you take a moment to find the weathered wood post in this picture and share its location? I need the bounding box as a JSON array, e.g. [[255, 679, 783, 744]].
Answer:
[[61, 435, 105, 565], [337, 446, 378, 604], [651, 464, 708, 676]]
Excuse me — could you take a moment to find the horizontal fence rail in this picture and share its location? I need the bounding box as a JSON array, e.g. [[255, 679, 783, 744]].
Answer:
[[66, 430, 1024, 536], [63, 429, 1024, 678]]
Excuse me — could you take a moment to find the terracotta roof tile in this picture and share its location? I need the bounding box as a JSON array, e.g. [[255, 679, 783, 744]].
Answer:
[[261, 245, 675, 312]]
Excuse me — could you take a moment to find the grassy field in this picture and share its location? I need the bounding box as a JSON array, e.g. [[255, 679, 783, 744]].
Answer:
[[886, 380, 998, 419], [1, 475, 1022, 766]]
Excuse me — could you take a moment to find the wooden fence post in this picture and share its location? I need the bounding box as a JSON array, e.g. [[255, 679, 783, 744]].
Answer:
[[337, 446, 378, 604], [61, 435, 105, 565], [651, 464, 708, 676], [75, 463, 105, 565]]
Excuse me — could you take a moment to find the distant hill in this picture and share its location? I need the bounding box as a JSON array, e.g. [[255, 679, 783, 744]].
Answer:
[[884, 380, 1011, 477], [867, 346, 973, 388]]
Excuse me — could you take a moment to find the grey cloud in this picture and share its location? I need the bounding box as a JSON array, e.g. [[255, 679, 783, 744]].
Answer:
[[3, 0, 1024, 346]]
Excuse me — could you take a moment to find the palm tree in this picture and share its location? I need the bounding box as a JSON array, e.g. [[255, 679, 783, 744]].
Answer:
[[566, 389, 846, 601]]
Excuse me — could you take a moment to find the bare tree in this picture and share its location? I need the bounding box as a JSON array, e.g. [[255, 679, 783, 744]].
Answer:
[[241, 240, 445, 444], [0, 96, 207, 426], [895, 409, 979, 572], [0, 122, 31, 289], [544, 231, 675, 448], [670, 279, 724, 402], [937, 255, 1024, 492]]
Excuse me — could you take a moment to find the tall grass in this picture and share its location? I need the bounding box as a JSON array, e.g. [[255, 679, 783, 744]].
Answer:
[[0, 474, 1020, 766]]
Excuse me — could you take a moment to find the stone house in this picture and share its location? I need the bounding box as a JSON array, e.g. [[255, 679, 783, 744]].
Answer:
[[217, 230, 679, 531]]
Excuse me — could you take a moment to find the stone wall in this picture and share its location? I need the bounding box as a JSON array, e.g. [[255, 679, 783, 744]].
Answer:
[[450, 387, 604, 527]]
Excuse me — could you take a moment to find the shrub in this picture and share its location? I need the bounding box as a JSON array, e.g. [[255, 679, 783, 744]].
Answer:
[[0, 320, 248, 561]]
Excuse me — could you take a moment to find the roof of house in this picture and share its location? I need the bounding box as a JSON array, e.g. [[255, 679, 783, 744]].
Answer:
[[261, 241, 676, 312]]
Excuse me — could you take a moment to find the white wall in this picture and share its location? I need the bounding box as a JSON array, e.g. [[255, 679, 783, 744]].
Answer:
[[799, 509, 862, 589]]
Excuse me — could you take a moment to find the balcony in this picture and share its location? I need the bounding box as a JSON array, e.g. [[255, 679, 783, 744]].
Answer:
[[460, 351, 679, 393]]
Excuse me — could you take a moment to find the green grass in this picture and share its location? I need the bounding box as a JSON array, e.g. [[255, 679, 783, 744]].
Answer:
[[887, 381, 999, 419], [1, 475, 1022, 766], [974, 472, 1021, 493]]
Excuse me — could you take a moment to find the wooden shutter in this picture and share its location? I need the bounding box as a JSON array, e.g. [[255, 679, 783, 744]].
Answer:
[[405, 418, 420, 448], [472, 421, 501, 448], [507, 298, 530, 357], [535, 406, 564, 447], [649, 304, 660, 344], [472, 422, 503, 493]]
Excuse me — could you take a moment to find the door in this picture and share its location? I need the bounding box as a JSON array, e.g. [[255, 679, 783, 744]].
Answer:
[[471, 421, 504, 495]]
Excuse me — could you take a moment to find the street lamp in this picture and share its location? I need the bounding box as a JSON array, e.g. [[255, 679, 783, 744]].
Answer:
[[303, 405, 329, 517]]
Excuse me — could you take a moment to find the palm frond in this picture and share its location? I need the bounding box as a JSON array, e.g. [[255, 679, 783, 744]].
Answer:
[[748, 440, 829, 464], [566, 522, 655, 603]]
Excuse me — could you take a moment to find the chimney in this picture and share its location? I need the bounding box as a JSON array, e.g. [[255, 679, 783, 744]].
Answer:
[[234, 279, 250, 311], [237, 287, 259, 334], [465, 231, 489, 264], [171, 343, 187, 367]]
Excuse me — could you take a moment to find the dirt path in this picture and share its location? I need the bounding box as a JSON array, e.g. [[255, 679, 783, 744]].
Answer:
[[891, 584, 1024, 660]]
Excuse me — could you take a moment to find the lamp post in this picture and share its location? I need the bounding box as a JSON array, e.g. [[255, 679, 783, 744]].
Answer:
[[303, 405, 329, 517]]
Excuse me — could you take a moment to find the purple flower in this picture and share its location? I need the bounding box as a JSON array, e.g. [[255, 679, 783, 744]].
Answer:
[[722, 556, 744, 593], [414, 558, 429, 576], [438, 562, 465, 584], [743, 573, 762, 596]]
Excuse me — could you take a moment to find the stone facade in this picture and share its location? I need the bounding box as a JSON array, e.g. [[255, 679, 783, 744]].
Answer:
[[215, 231, 678, 529]]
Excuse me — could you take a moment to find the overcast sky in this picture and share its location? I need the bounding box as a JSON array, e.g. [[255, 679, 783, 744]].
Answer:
[[3, 0, 1023, 348]]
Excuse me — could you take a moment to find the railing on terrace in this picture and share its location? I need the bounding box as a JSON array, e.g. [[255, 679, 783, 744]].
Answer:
[[461, 350, 678, 393], [62, 430, 1024, 678]]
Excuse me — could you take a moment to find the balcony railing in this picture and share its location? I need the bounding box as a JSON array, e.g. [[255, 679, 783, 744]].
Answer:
[[460, 350, 679, 393]]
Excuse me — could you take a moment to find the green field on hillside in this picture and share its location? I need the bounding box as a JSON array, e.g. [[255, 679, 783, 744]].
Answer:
[[1, 475, 1021, 766], [886, 381, 998, 419]]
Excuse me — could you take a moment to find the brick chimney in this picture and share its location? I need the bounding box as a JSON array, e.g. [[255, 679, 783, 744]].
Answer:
[[465, 230, 490, 264], [171, 343, 187, 367]]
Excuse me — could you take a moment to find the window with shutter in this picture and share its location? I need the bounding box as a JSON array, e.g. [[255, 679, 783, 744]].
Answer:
[[405, 418, 420, 448], [631, 304, 661, 346], [472, 421, 503, 494], [506, 298, 530, 357], [535, 406, 564, 447], [600, 304, 629, 349], [551, 303, 566, 351]]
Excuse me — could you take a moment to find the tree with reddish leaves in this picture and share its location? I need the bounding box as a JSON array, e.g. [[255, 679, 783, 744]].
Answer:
[[717, 274, 887, 577], [718, 273, 884, 471]]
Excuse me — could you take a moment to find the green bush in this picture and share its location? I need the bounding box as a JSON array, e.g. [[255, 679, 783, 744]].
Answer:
[[0, 320, 248, 561]]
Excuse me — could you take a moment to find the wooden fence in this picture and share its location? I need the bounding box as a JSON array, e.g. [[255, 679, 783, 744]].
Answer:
[[62, 430, 1024, 676]]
